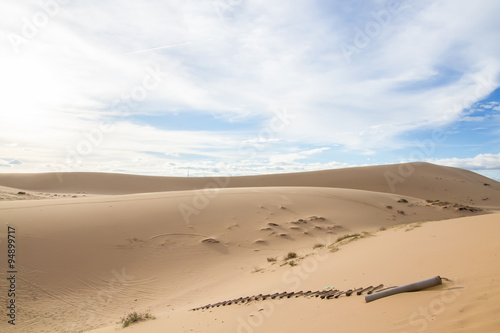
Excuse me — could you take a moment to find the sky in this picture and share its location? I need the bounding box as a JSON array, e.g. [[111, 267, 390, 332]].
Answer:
[[1, 0, 500, 180]]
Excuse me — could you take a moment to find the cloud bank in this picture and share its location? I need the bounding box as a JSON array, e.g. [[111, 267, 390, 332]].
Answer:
[[0, 0, 499, 177]]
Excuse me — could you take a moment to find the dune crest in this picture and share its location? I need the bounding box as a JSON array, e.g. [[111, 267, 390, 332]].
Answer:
[[1, 162, 499, 205]]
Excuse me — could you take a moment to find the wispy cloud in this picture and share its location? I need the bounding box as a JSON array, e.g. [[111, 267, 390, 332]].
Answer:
[[0, 0, 499, 177], [270, 148, 331, 164], [126, 41, 197, 55]]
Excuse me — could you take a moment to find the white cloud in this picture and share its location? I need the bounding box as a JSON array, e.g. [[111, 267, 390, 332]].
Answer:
[[1, 0, 500, 175], [461, 116, 485, 122], [269, 147, 330, 164], [429, 153, 500, 170]]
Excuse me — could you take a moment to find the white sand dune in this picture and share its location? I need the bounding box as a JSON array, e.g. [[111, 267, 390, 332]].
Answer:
[[0, 162, 498, 332]]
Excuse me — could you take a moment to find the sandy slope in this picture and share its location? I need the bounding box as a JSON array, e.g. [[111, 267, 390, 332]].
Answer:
[[0, 163, 498, 332], [86, 213, 500, 333]]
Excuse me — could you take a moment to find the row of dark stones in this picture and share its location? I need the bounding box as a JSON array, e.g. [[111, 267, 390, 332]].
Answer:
[[190, 284, 384, 311]]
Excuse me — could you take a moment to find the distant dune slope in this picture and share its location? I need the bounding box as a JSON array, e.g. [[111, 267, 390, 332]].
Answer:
[[0, 162, 499, 206]]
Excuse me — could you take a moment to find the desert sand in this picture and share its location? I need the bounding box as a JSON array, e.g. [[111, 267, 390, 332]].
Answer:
[[0, 162, 499, 332]]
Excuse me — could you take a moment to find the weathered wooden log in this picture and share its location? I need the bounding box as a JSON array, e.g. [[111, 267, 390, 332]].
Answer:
[[321, 290, 339, 299], [300, 290, 314, 297], [365, 276, 442, 303], [376, 286, 397, 293], [346, 288, 362, 296], [357, 286, 373, 295], [343, 289, 353, 297], [306, 290, 320, 297], [280, 292, 289, 298], [334, 290, 347, 298], [326, 291, 342, 299], [279, 292, 292, 299], [367, 284, 384, 294], [314, 290, 331, 297], [189, 282, 394, 311]]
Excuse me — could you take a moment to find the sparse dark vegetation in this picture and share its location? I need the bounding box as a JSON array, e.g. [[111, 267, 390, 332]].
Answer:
[[252, 266, 264, 273], [285, 252, 297, 260], [267, 257, 276, 262], [386, 205, 393, 209], [427, 200, 479, 212], [427, 200, 450, 206], [397, 198, 408, 203], [397, 210, 405, 215], [329, 245, 339, 253], [120, 312, 154, 328], [328, 231, 372, 253], [202, 238, 220, 244], [309, 216, 326, 221], [336, 233, 361, 242], [454, 204, 482, 212], [405, 222, 422, 232], [313, 243, 324, 249]]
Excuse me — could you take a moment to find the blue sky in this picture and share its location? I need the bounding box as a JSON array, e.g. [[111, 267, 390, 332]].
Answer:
[[1, 0, 500, 180]]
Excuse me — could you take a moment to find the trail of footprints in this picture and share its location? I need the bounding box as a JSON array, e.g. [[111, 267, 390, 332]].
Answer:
[[190, 284, 385, 311]]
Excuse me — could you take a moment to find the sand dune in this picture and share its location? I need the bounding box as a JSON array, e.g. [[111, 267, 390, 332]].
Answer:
[[1, 162, 499, 206], [0, 163, 498, 332]]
